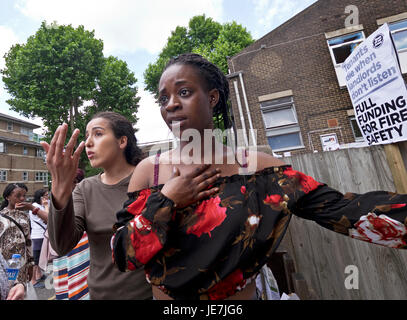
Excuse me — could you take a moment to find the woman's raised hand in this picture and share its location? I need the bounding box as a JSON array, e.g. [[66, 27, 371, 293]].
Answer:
[[161, 164, 221, 208], [40, 123, 85, 210]]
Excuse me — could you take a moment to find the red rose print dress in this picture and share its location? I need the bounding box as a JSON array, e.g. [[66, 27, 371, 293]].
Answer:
[[111, 165, 407, 300]]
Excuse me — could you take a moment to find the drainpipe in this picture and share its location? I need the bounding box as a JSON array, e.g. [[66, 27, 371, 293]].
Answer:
[[233, 80, 249, 147], [238, 72, 256, 145]]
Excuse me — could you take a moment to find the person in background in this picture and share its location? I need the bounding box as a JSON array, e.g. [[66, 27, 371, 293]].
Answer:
[[29, 188, 49, 289], [0, 252, 10, 300], [0, 183, 43, 299], [42, 111, 152, 300], [53, 168, 90, 300]]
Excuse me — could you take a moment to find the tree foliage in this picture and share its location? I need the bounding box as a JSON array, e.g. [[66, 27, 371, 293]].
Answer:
[[1, 21, 140, 171], [143, 15, 254, 97]]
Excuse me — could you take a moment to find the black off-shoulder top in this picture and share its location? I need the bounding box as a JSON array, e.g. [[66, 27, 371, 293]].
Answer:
[[112, 165, 407, 300]]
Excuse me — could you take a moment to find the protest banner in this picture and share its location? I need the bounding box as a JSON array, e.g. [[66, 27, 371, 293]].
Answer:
[[342, 23, 407, 192]]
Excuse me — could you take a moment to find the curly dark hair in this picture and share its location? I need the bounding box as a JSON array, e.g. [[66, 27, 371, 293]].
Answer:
[[91, 111, 142, 166], [32, 188, 48, 205], [163, 53, 232, 129]]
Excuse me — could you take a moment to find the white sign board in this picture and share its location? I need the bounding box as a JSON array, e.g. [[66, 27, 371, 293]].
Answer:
[[342, 23, 407, 146], [320, 133, 339, 151]]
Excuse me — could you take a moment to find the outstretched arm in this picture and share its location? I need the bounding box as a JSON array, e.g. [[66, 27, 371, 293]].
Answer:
[[275, 167, 407, 249]]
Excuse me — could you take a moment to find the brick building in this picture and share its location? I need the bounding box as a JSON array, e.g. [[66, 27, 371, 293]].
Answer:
[[227, 0, 407, 155], [0, 113, 48, 199]]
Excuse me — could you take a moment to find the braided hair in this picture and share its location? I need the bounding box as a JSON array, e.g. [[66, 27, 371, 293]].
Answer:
[[163, 53, 232, 129]]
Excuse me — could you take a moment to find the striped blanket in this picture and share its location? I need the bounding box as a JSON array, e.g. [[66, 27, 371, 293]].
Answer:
[[53, 233, 90, 300]]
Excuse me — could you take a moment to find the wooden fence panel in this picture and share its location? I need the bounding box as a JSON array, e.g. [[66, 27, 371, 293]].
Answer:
[[280, 145, 407, 299]]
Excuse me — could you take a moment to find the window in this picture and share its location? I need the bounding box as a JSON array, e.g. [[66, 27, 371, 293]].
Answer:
[[327, 31, 365, 87], [0, 170, 6, 182], [20, 126, 29, 135], [22, 172, 28, 181], [23, 146, 28, 155], [389, 19, 407, 73], [36, 148, 45, 158], [350, 117, 364, 141], [260, 96, 304, 152], [0, 142, 5, 153], [20, 126, 34, 140], [35, 172, 48, 185], [7, 122, 13, 131]]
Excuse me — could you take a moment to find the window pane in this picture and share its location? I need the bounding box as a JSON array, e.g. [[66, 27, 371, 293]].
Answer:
[[332, 42, 360, 64], [263, 108, 296, 128], [328, 32, 363, 46], [0, 143, 4, 153], [389, 19, 407, 32], [268, 132, 302, 150], [350, 119, 363, 139], [393, 29, 407, 51]]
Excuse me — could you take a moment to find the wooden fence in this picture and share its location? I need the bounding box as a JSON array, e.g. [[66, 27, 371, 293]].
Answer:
[[279, 145, 407, 299]]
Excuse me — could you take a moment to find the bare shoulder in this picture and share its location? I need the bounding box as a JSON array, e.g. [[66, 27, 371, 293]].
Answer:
[[249, 150, 286, 172], [128, 156, 156, 192]]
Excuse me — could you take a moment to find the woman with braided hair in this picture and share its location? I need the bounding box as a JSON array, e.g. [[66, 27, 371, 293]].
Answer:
[[106, 53, 407, 300]]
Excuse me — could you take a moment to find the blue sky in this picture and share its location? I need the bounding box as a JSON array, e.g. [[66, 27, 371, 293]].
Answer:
[[0, 0, 317, 143]]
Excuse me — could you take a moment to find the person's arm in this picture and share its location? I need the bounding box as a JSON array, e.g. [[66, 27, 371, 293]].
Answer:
[[40, 124, 85, 211], [47, 186, 86, 256], [40, 123, 85, 255], [271, 166, 407, 249], [112, 159, 221, 271], [15, 202, 48, 223]]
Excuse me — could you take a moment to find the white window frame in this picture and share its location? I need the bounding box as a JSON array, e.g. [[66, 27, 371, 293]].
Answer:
[[7, 122, 13, 131], [327, 31, 365, 66], [326, 31, 366, 87], [389, 19, 407, 73], [20, 126, 29, 135], [35, 172, 48, 185], [0, 142, 5, 153], [260, 96, 304, 152], [23, 146, 28, 155], [0, 170, 7, 182], [36, 148, 45, 158], [22, 171, 28, 181]]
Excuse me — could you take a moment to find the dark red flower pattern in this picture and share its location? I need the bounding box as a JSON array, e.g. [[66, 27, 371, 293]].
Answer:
[[283, 168, 323, 194], [187, 196, 227, 238], [207, 269, 246, 300], [127, 189, 151, 216], [112, 164, 407, 300]]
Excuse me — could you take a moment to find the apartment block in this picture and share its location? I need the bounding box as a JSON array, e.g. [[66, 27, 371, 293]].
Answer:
[[0, 113, 48, 199]]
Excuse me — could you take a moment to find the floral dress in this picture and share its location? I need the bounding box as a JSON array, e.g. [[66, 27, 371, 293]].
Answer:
[[0, 208, 34, 287], [112, 165, 407, 300]]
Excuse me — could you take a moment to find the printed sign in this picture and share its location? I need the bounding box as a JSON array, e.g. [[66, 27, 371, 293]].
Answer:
[[342, 23, 407, 146], [320, 133, 340, 151]]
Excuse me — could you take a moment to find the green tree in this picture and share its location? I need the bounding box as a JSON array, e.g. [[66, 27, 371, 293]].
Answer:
[[144, 15, 254, 97], [2, 21, 104, 137], [1, 21, 140, 173]]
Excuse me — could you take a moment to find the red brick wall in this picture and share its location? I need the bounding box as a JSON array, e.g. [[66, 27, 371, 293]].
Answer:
[[227, 0, 407, 154]]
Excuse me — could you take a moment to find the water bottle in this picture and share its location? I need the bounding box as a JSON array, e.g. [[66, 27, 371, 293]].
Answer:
[[6, 254, 22, 286]]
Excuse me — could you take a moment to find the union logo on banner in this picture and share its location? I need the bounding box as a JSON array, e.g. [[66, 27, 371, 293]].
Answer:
[[342, 23, 407, 146]]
